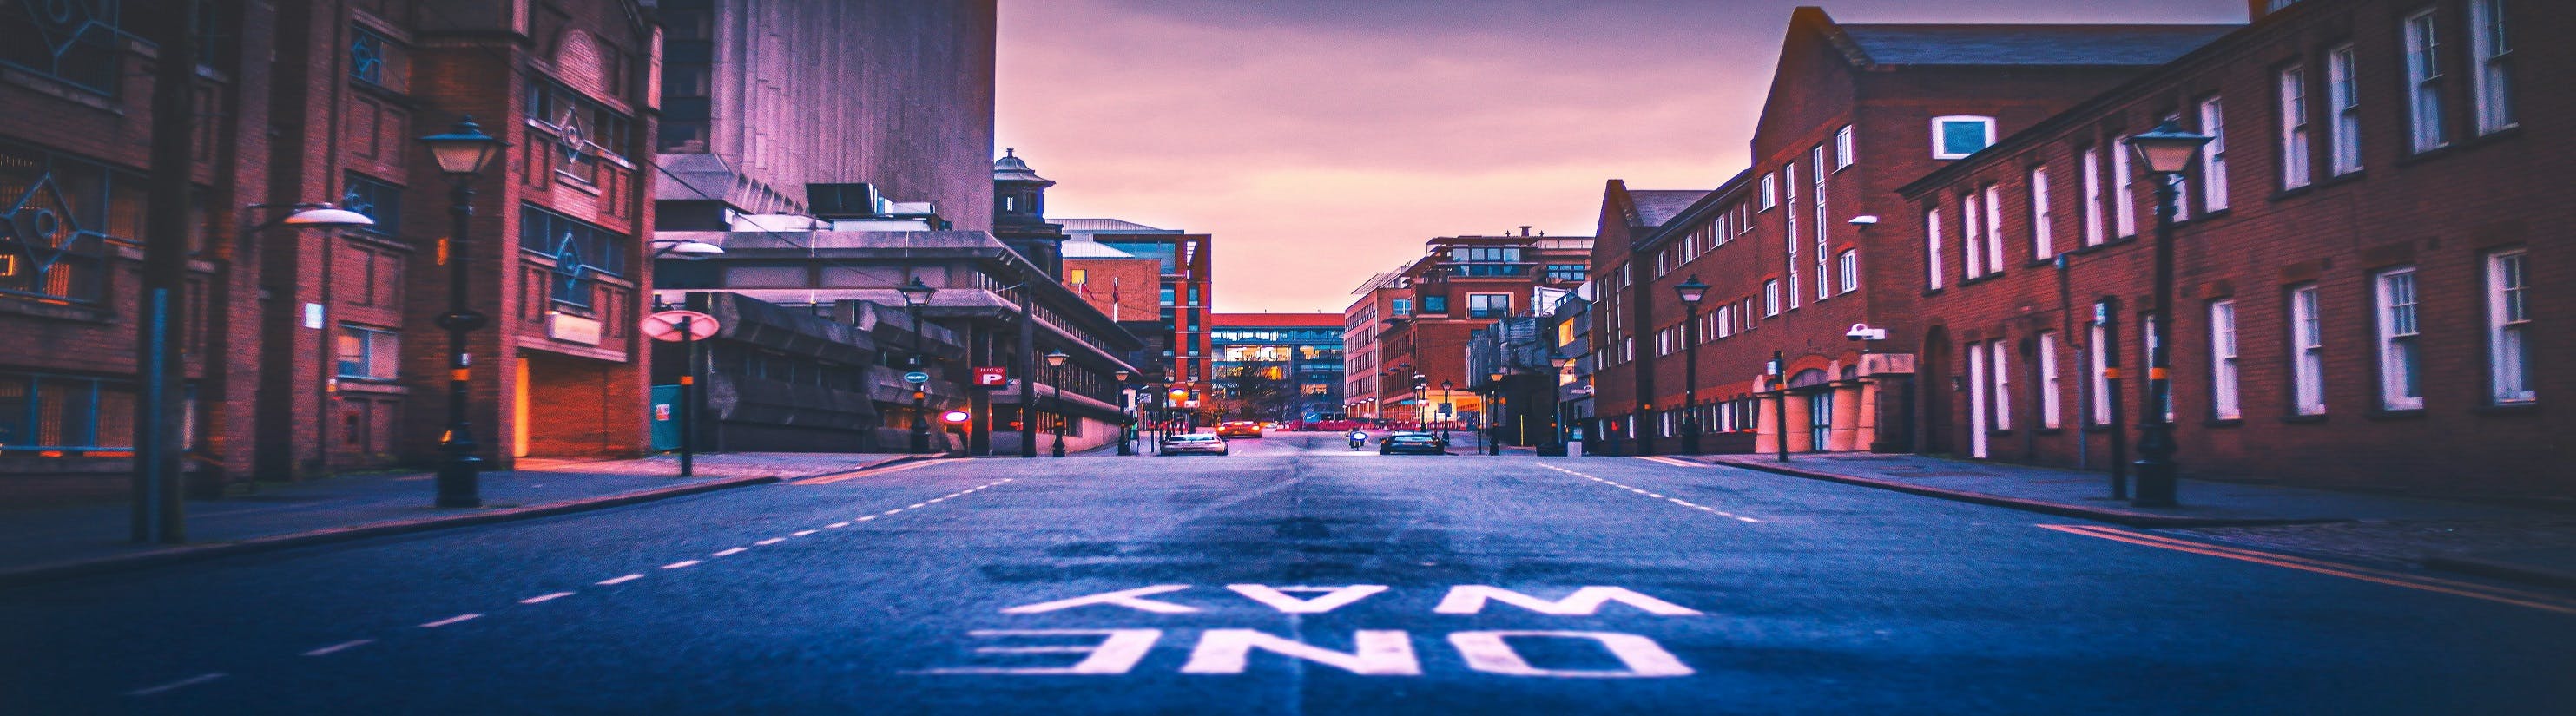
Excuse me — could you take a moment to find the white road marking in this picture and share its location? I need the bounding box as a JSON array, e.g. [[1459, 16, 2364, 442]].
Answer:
[[1433, 586, 1702, 616], [914, 629, 1163, 675], [662, 560, 702, 569], [1451, 631, 1695, 678], [713, 548, 748, 556], [598, 574, 644, 585], [1736, 517, 1762, 522], [793, 529, 819, 536], [1225, 584, 1390, 614], [1180, 630, 1420, 675], [126, 673, 225, 697], [1002, 585, 1200, 614], [855, 516, 878, 522], [884, 509, 905, 516], [827, 522, 850, 529], [301, 640, 373, 657], [907, 503, 927, 509], [519, 592, 575, 604], [755, 537, 786, 545], [928, 497, 946, 503], [419, 614, 481, 628]]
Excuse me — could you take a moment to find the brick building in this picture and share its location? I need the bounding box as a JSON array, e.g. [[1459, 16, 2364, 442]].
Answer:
[[3, 0, 662, 501], [1061, 219, 1214, 403], [1896, 0, 2567, 499], [1587, 8, 2233, 457], [1347, 229, 1591, 430]]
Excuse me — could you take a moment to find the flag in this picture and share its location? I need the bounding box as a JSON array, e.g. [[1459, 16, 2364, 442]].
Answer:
[[1110, 277, 1122, 321]]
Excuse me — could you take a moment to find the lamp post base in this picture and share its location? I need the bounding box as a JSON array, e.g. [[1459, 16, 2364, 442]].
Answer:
[[435, 455, 483, 508]]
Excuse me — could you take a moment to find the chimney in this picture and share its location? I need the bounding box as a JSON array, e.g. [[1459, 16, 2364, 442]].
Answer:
[[1518, 225, 1532, 237]]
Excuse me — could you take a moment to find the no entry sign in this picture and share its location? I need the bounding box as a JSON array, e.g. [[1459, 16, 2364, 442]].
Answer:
[[642, 310, 720, 342]]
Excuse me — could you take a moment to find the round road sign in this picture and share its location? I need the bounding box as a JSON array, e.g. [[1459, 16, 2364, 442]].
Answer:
[[642, 310, 720, 342]]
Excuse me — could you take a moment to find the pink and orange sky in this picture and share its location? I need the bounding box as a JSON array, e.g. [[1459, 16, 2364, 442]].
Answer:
[[997, 0, 2248, 314]]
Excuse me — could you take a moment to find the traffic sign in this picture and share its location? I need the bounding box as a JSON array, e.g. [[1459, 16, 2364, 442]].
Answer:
[[972, 366, 1008, 387], [905, 371, 931, 384], [642, 310, 719, 342]]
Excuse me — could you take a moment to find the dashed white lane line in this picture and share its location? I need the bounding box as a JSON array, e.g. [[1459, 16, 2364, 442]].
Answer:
[[301, 640, 373, 657], [854, 516, 878, 522], [597, 574, 644, 585], [754, 537, 786, 546], [827, 522, 850, 529], [1541, 463, 1763, 524], [127, 673, 225, 697], [519, 592, 575, 604], [906, 503, 927, 509], [883, 509, 905, 516], [792, 529, 819, 536], [418, 614, 481, 628], [713, 547, 748, 556], [662, 560, 702, 569]]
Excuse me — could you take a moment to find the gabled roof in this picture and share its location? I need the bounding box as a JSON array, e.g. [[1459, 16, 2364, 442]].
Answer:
[[1628, 190, 1710, 228], [1829, 22, 2237, 68]]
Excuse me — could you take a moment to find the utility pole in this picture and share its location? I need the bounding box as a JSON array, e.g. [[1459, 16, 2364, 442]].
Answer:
[[135, 6, 202, 543]]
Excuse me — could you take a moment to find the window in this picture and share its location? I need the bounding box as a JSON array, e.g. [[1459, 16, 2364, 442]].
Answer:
[[1836, 250, 1858, 294], [1466, 293, 1511, 319], [1715, 305, 1734, 338], [522, 205, 628, 310], [343, 174, 402, 235], [1390, 297, 1413, 315], [2038, 332, 2063, 429], [2291, 285, 2327, 415], [2081, 148, 2106, 246], [2404, 10, 2448, 152], [2375, 267, 2422, 410], [2279, 66, 2313, 189], [349, 25, 407, 91], [2029, 167, 2053, 260], [2328, 45, 2363, 175], [2198, 97, 2230, 212], [2090, 320, 2114, 425], [1981, 184, 2005, 275], [1835, 125, 1855, 168], [1, 143, 156, 304], [1421, 294, 1448, 314], [1814, 146, 1830, 301], [1545, 264, 1586, 282], [2489, 249, 2533, 404], [0, 1, 122, 93], [1066, 268, 1088, 286], [1962, 193, 1986, 279], [1759, 173, 1776, 210], [2210, 300, 2241, 419], [0, 373, 138, 455], [2112, 133, 2138, 237], [2469, 0, 2513, 134], [1990, 341, 2013, 430], [1924, 208, 1945, 290], [336, 325, 400, 380], [527, 80, 638, 185], [1160, 286, 1176, 306], [1932, 116, 1997, 159], [1762, 279, 1781, 317], [1785, 161, 1802, 309]]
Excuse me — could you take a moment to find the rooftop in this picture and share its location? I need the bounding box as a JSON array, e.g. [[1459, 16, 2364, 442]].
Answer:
[[1057, 218, 1184, 234], [1833, 22, 2238, 67], [1210, 312, 1342, 328], [1627, 190, 1710, 228]]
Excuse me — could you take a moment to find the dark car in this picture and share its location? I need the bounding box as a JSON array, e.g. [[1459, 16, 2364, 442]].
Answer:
[[1380, 432, 1445, 455], [1158, 433, 1229, 456]]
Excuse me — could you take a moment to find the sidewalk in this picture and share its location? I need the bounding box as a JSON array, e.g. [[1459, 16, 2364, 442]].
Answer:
[[1690, 451, 2576, 589], [0, 452, 918, 588]]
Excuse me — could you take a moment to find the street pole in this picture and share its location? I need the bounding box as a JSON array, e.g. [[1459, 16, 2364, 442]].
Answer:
[[1683, 305, 1701, 455], [910, 299, 930, 454], [434, 174, 485, 508], [1773, 350, 1790, 462], [2103, 296, 2129, 500], [135, 3, 200, 543], [2132, 173, 2184, 507]]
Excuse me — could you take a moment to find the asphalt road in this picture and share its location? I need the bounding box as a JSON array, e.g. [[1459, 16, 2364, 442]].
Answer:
[[6, 433, 2573, 714]]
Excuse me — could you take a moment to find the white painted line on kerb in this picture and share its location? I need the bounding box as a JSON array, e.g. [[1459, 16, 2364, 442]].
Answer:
[[598, 574, 644, 585], [662, 560, 702, 569], [792, 529, 819, 536], [419, 614, 482, 628], [520, 592, 575, 604], [755, 537, 786, 546], [713, 548, 748, 556], [301, 640, 373, 657], [126, 673, 225, 697]]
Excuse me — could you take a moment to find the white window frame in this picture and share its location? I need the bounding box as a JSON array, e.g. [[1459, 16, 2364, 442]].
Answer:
[[2404, 9, 2448, 152], [2210, 299, 2242, 419], [1991, 340, 2013, 430], [2328, 45, 2363, 175], [2199, 96, 2230, 212], [1814, 146, 1830, 301], [1932, 115, 1998, 160], [1762, 279, 1781, 317], [2291, 284, 2328, 415], [1835, 125, 1855, 169], [2038, 331, 2063, 429], [1968, 342, 1990, 457], [1962, 193, 1985, 279], [2489, 249, 2533, 404], [1924, 208, 1945, 290], [2030, 167, 2054, 260], [2112, 134, 2138, 238], [2279, 65, 2313, 189], [2081, 148, 2106, 246], [2469, 0, 2513, 135], [1759, 173, 1777, 210], [1716, 305, 1734, 339], [2375, 266, 2423, 411], [1981, 183, 2006, 274], [2090, 321, 2114, 425], [1836, 249, 1858, 295], [1786, 161, 1802, 310]]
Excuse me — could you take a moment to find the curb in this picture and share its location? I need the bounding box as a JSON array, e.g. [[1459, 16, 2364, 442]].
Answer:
[[1701, 458, 2343, 529], [0, 469, 827, 589], [2422, 555, 2576, 591]]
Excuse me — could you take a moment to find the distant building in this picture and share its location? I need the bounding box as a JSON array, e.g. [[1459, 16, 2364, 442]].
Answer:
[[1210, 314, 1345, 422], [1346, 228, 1591, 429], [1061, 219, 1216, 404]]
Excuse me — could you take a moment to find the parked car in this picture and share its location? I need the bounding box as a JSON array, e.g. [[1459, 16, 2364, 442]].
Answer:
[[1159, 433, 1229, 456], [1216, 421, 1264, 438], [1380, 432, 1446, 455]]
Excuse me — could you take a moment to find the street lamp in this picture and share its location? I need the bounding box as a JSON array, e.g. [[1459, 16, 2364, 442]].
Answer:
[[1486, 371, 1505, 455], [2124, 119, 2211, 508], [650, 238, 725, 259], [1547, 351, 1575, 457], [418, 117, 505, 509], [1045, 349, 1071, 457], [1440, 378, 1455, 443], [898, 277, 938, 453], [1115, 369, 1134, 456], [1673, 275, 1710, 454]]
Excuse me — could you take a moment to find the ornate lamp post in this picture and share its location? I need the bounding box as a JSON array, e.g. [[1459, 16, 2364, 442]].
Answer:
[[1439, 378, 1455, 443], [1486, 371, 1506, 455], [1672, 275, 1710, 454], [1045, 350, 1071, 457], [418, 117, 505, 509], [1114, 369, 1134, 456], [2123, 119, 2212, 508], [897, 277, 938, 454]]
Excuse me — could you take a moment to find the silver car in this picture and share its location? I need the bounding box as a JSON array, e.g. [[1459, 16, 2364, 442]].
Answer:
[[1158, 433, 1229, 456]]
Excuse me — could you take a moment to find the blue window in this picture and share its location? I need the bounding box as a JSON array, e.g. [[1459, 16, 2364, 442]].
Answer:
[[1933, 115, 1996, 159], [521, 205, 627, 311], [341, 174, 401, 235]]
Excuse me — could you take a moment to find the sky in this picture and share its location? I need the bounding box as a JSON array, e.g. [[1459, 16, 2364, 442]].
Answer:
[[995, 0, 2249, 315]]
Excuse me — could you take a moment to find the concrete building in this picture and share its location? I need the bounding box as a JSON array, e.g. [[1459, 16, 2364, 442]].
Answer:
[[1209, 313, 1345, 423], [1588, 7, 2235, 457]]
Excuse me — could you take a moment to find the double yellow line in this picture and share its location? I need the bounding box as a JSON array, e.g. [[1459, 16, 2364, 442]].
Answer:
[[2040, 523, 2576, 615], [793, 458, 956, 485]]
